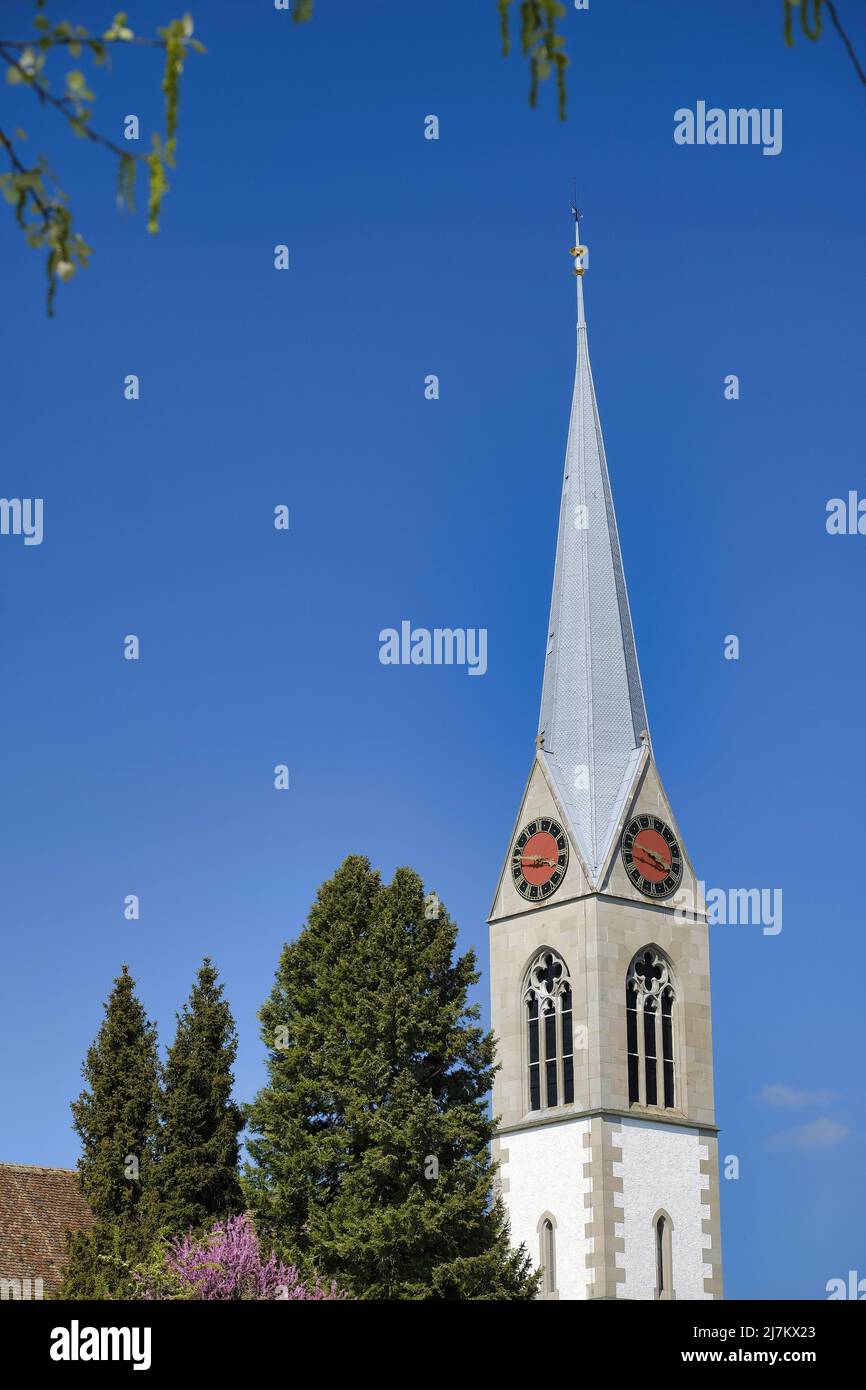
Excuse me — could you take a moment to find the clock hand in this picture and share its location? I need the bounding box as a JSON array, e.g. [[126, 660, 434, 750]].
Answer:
[[636, 845, 671, 871]]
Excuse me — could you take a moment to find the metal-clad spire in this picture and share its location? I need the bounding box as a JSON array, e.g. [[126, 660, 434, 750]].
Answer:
[[537, 210, 650, 882]]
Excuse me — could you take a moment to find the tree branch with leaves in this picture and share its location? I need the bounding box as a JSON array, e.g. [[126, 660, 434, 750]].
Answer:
[[0, 4, 203, 312], [4, 3, 864, 317], [785, 0, 866, 87]]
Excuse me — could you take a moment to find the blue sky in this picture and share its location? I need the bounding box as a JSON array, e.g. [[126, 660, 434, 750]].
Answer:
[[1, 0, 865, 1299]]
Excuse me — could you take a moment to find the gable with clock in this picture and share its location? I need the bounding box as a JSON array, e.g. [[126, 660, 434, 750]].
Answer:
[[488, 217, 722, 1302]]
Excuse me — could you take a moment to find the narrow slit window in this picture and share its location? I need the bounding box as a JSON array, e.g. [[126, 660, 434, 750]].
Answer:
[[643, 997, 658, 1106], [662, 987, 675, 1109], [544, 1006, 557, 1107], [626, 983, 639, 1103], [656, 1216, 666, 1296], [561, 984, 574, 1104], [528, 998, 540, 1111], [541, 1218, 556, 1295]]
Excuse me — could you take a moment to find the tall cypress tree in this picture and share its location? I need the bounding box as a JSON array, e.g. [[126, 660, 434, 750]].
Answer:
[[62, 965, 161, 1297], [156, 957, 244, 1233], [244, 855, 539, 1300]]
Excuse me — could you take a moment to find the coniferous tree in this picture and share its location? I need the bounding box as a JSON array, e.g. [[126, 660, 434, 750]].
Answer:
[[156, 958, 244, 1233], [244, 855, 539, 1300], [62, 965, 161, 1297]]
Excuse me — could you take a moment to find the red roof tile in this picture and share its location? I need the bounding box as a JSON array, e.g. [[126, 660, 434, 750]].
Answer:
[[0, 1163, 93, 1298]]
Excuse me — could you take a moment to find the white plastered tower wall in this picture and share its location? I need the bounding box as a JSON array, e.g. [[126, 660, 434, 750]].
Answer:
[[489, 215, 722, 1301]]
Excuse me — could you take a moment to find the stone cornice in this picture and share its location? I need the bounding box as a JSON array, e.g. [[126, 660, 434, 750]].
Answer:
[[495, 1106, 719, 1139], [489, 890, 707, 929]]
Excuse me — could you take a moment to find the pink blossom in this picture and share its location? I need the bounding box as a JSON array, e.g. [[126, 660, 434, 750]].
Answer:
[[139, 1214, 345, 1300]]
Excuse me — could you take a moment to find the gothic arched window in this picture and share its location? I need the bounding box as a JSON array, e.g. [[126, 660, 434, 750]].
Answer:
[[525, 949, 574, 1112], [539, 1215, 557, 1296], [626, 948, 677, 1110], [653, 1210, 674, 1300]]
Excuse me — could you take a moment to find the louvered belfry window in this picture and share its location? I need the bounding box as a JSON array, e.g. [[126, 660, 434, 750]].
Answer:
[[524, 949, 574, 1112], [626, 948, 677, 1110]]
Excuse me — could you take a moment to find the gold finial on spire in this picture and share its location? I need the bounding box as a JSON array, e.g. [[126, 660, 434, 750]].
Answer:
[[569, 199, 588, 276]]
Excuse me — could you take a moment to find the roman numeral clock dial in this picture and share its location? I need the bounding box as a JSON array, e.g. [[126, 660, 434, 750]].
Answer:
[[511, 817, 569, 902], [621, 815, 683, 898]]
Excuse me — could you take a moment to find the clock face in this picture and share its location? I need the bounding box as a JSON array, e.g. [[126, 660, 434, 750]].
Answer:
[[621, 814, 683, 899], [511, 816, 569, 902]]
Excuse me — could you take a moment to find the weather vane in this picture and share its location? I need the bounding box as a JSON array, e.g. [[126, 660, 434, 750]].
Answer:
[[568, 186, 588, 277], [570, 179, 582, 225]]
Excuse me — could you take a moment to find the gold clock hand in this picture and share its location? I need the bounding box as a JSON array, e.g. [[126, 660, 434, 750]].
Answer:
[[637, 846, 671, 871]]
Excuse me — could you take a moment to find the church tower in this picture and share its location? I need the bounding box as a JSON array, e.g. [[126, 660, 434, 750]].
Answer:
[[489, 214, 722, 1301]]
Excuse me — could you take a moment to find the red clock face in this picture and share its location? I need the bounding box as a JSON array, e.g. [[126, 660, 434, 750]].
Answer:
[[621, 815, 683, 898], [511, 817, 569, 902]]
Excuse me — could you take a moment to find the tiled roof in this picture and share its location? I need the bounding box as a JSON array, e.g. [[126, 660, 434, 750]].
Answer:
[[0, 1163, 93, 1298]]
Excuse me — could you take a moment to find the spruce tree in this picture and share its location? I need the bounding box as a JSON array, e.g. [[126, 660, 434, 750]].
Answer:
[[62, 965, 161, 1297], [244, 855, 539, 1300], [156, 958, 244, 1233]]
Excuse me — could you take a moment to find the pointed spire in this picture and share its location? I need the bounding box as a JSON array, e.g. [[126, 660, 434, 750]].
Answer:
[[537, 210, 649, 881]]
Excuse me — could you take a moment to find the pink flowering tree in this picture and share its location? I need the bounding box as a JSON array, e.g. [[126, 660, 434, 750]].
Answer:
[[135, 1214, 345, 1300]]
